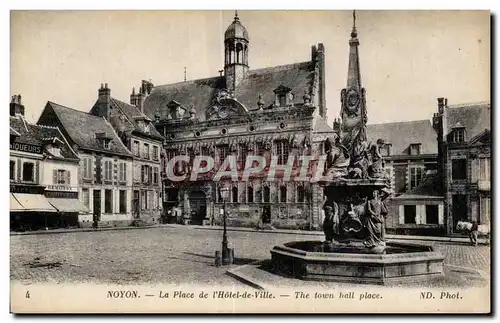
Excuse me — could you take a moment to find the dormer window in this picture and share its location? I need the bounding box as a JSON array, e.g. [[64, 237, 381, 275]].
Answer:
[[273, 84, 292, 107], [410, 143, 421, 156], [451, 123, 466, 143], [42, 137, 64, 157], [95, 132, 113, 150], [167, 100, 182, 119]]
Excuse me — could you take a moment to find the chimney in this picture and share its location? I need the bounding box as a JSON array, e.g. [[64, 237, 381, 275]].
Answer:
[[316, 43, 326, 117], [437, 97, 445, 114], [95, 83, 111, 118], [10, 94, 25, 117]]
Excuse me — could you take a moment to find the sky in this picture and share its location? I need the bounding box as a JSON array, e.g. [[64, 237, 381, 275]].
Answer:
[[10, 10, 490, 125]]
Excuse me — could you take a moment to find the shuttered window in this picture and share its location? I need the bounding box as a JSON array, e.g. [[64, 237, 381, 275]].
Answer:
[[119, 162, 127, 182], [53, 169, 71, 184]]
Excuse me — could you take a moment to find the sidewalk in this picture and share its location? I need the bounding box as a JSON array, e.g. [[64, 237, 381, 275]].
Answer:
[[10, 222, 487, 244]]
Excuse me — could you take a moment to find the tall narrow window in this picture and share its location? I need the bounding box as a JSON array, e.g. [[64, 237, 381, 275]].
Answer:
[[297, 186, 305, 203], [278, 95, 286, 107], [452, 159, 467, 180], [119, 190, 127, 213], [263, 186, 270, 203], [452, 128, 466, 143], [232, 186, 238, 203], [280, 186, 287, 203], [104, 161, 113, 181], [83, 157, 92, 179], [22, 162, 34, 182], [247, 186, 254, 203], [479, 157, 490, 181], [238, 145, 248, 168], [219, 145, 229, 164], [153, 146, 159, 161], [426, 205, 439, 224], [404, 205, 416, 224], [10, 160, 15, 181], [134, 141, 140, 157], [276, 140, 290, 165], [105, 189, 113, 213], [144, 143, 150, 159], [119, 162, 127, 182], [153, 167, 159, 184]]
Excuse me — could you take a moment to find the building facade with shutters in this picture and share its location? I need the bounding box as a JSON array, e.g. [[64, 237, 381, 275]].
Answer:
[[37, 101, 135, 227], [10, 95, 87, 231], [432, 98, 491, 236], [90, 83, 164, 223]]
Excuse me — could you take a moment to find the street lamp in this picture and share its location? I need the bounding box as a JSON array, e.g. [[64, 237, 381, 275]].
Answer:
[[217, 185, 233, 266]]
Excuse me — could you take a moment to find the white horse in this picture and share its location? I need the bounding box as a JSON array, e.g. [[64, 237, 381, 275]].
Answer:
[[456, 221, 490, 246]]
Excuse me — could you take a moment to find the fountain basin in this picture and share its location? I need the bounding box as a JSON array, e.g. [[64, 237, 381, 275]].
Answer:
[[270, 241, 445, 285]]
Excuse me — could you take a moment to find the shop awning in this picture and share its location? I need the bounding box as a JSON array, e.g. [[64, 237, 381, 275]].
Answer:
[[12, 193, 57, 212], [46, 198, 89, 213], [10, 194, 25, 211]]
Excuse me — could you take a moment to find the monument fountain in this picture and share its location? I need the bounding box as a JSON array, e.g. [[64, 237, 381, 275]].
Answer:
[[269, 11, 445, 285]]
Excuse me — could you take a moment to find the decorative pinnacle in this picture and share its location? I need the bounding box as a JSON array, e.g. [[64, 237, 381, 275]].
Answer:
[[351, 10, 358, 38], [234, 10, 239, 21]]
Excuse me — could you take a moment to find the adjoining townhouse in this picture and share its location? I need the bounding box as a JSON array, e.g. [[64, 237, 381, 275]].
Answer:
[[37, 101, 134, 227], [10, 95, 87, 231], [87, 83, 164, 223], [433, 98, 491, 236], [366, 120, 442, 235]]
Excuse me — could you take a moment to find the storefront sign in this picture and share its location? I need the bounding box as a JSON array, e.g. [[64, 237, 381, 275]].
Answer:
[[45, 190, 78, 199], [46, 185, 77, 192], [10, 184, 45, 194], [10, 142, 43, 154]]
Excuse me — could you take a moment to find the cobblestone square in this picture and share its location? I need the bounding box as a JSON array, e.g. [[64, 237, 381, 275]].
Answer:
[[10, 226, 490, 287]]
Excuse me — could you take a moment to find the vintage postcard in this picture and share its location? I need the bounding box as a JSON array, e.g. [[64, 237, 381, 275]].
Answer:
[[9, 10, 491, 314]]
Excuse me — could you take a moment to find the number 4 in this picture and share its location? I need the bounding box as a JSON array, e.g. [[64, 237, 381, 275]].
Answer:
[[25, 291, 30, 299]]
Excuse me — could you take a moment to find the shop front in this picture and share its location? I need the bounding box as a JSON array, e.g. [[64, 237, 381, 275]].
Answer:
[[45, 184, 89, 228], [10, 184, 57, 231]]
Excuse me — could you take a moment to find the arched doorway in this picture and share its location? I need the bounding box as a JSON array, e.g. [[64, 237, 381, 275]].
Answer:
[[189, 191, 207, 225]]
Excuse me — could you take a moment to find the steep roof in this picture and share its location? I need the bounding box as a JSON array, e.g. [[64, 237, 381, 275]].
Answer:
[[10, 115, 79, 161], [445, 102, 490, 141], [109, 98, 163, 140], [143, 61, 315, 122], [366, 120, 438, 156], [42, 102, 132, 157]]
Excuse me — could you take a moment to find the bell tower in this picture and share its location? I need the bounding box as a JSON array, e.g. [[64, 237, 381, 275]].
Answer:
[[224, 11, 249, 92]]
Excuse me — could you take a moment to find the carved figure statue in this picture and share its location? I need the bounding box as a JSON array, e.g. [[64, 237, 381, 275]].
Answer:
[[363, 190, 388, 249], [368, 139, 386, 179], [324, 135, 350, 180], [348, 141, 370, 179], [323, 202, 340, 243]]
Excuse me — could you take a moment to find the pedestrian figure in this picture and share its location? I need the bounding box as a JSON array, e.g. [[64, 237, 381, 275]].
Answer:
[[470, 221, 479, 246]]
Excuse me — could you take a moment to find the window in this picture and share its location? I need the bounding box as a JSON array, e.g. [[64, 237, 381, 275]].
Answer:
[[82, 188, 89, 207], [144, 143, 150, 159], [479, 157, 490, 181], [409, 166, 424, 190], [133, 141, 140, 157], [276, 140, 290, 165], [83, 157, 92, 179], [219, 145, 229, 164], [280, 186, 287, 203], [297, 186, 305, 203], [153, 146, 159, 161], [103, 139, 110, 150], [104, 160, 113, 181], [141, 165, 152, 184], [410, 144, 421, 156], [22, 162, 34, 182], [105, 189, 113, 213], [153, 167, 159, 184], [141, 191, 146, 209], [255, 142, 265, 156], [452, 159, 467, 180], [232, 186, 238, 203], [263, 186, 270, 203], [119, 162, 127, 182], [238, 145, 248, 167], [10, 160, 15, 181], [452, 129, 465, 143], [426, 205, 439, 224], [48, 146, 61, 157], [119, 190, 127, 214], [54, 169, 70, 184], [278, 95, 286, 107], [247, 186, 254, 203], [404, 205, 416, 224], [382, 145, 392, 157]]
